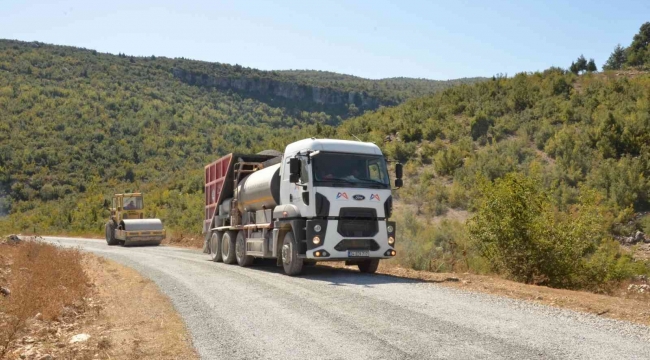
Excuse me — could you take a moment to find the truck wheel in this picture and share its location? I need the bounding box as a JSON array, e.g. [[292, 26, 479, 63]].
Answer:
[[235, 231, 254, 267], [105, 221, 118, 246], [281, 232, 303, 276], [358, 259, 380, 274], [209, 232, 223, 262], [221, 231, 237, 264]]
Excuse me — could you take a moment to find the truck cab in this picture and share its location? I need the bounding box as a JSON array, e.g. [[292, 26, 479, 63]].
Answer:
[[203, 138, 402, 276], [277, 139, 398, 264]]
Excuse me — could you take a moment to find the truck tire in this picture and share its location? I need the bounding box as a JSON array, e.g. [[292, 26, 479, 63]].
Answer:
[[281, 232, 303, 276], [235, 231, 254, 267], [357, 259, 380, 274], [105, 220, 118, 246], [209, 232, 223, 262], [221, 231, 237, 264]]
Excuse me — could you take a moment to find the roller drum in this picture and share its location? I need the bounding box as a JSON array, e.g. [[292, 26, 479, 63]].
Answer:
[[121, 219, 164, 231], [119, 219, 165, 246], [236, 163, 281, 212]]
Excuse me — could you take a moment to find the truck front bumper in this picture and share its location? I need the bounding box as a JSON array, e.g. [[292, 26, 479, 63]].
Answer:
[[304, 219, 396, 260]]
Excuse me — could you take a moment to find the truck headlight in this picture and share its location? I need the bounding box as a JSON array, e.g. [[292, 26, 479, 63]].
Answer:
[[386, 225, 394, 233], [312, 236, 321, 245], [313, 224, 322, 233], [388, 236, 395, 245]]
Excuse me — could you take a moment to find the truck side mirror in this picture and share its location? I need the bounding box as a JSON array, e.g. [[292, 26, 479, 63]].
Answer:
[[395, 163, 403, 179], [289, 158, 300, 183], [394, 178, 403, 188]]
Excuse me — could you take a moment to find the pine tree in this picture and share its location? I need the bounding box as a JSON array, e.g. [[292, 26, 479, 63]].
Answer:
[[603, 44, 626, 70], [586, 59, 597, 72], [576, 55, 588, 72], [627, 22, 650, 66]]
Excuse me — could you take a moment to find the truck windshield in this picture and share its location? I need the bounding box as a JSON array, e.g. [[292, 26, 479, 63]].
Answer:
[[313, 153, 390, 189], [123, 196, 144, 210]]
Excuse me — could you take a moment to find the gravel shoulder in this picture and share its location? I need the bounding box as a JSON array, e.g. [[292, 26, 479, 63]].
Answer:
[[44, 236, 650, 360]]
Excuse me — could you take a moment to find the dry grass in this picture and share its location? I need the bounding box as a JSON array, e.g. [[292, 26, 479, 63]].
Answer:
[[0, 238, 90, 358], [83, 255, 197, 359], [0, 237, 196, 359]]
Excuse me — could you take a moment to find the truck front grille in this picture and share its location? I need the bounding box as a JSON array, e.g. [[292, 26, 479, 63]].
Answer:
[[334, 239, 380, 251], [337, 208, 378, 237]]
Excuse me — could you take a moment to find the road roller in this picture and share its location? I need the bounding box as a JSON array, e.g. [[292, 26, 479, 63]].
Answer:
[[105, 192, 165, 246]]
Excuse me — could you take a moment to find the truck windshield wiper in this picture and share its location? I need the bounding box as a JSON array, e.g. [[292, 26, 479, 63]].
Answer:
[[317, 177, 387, 188], [318, 177, 357, 184], [358, 178, 388, 186]]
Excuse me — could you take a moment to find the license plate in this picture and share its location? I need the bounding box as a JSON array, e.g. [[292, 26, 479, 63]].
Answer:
[[348, 250, 369, 257]]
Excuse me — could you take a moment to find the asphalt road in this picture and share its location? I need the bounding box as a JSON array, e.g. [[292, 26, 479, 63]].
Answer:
[[44, 236, 650, 360]]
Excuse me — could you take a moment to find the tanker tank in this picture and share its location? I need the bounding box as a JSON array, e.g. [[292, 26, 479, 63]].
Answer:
[[236, 163, 281, 212]]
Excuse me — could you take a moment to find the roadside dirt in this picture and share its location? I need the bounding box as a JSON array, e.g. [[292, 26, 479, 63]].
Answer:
[[1, 239, 197, 360], [325, 261, 650, 327], [82, 255, 197, 360]]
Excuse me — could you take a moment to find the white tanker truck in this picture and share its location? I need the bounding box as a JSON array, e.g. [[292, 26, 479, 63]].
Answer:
[[202, 138, 402, 276]]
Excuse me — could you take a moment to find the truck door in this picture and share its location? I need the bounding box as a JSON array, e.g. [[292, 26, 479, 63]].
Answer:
[[281, 155, 313, 217]]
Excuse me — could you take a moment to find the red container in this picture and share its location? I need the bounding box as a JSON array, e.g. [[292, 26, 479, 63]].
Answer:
[[204, 153, 233, 228]]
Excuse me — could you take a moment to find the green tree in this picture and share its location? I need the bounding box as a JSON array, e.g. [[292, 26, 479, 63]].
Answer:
[[576, 55, 588, 72], [603, 44, 627, 70], [569, 55, 589, 74], [470, 113, 492, 140], [627, 22, 650, 66], [586, 58, 597, 72]]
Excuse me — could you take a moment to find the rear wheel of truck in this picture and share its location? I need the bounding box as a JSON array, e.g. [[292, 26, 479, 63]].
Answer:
[[105, 220, 118, 246], [235, 231, 254, 267], [281, 232, 303, 276], [209, 232, 223, 262], [221, 231, 237, 264], [358, 259, 380, 274]]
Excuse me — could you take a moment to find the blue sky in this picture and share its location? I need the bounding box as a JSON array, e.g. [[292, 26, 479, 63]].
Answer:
[[1, 0, 648, 80]]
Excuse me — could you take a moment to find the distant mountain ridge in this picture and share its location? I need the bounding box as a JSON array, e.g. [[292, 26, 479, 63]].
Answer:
[[170, 61, 486, 116], [279, 69, 486, 101]]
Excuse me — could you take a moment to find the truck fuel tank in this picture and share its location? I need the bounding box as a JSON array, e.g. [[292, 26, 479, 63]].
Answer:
[[236, 163, 281, 212]]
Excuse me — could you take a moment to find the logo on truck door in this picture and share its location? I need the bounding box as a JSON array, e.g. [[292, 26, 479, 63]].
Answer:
[[336, 192, 349, 200]]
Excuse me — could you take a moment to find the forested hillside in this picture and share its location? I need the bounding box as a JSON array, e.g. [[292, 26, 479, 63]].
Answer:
[[0, 39, 472, 234]]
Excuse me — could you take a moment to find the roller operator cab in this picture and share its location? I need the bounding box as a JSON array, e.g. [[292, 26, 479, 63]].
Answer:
[[203, 139, 403, 276]]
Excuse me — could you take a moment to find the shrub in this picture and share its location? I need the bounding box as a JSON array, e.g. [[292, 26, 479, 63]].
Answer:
[[470, 113, 493, 140], [434, 146, 463, 176], [468, 172, 647, 290]]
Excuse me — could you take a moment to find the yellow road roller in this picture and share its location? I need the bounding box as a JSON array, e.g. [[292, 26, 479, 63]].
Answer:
[[105, 192, 165, 246]]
